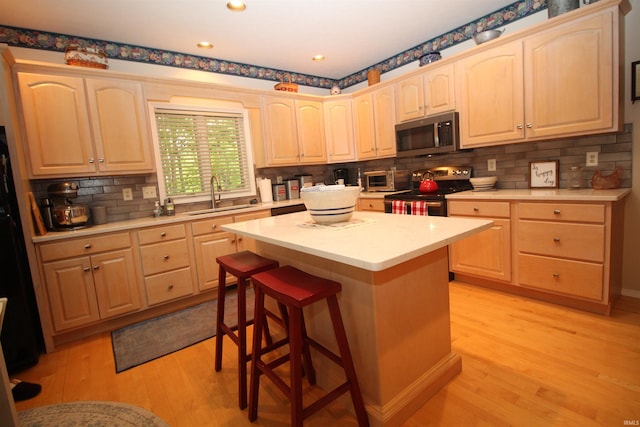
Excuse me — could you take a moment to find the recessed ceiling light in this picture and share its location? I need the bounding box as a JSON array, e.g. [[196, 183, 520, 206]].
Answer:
[[312, 54, 325, 62], [227, 1, 246, 11], [197, 41, 214, 49]]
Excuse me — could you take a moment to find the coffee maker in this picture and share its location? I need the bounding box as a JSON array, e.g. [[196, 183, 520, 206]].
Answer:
[[45, 182, 90, 230], [333, 168, 349, 184]]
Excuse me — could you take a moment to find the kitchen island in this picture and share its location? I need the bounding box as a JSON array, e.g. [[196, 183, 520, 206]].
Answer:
[[222, 211, 492, 427]]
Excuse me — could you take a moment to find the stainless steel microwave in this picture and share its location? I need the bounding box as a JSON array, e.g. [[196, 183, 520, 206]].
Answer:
[[395, 112, 459, 157]]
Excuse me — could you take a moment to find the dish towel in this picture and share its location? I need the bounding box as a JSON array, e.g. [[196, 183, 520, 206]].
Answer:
[[411, 201, 429, 216], [391, 200, 406, 214]]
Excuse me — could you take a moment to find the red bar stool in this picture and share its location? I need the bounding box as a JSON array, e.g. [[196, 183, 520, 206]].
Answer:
[[248, 265, 369, 427], [214, 250, 279, 409]]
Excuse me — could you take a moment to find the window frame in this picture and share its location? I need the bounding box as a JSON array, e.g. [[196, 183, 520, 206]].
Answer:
[[148, 102, 256, 205]]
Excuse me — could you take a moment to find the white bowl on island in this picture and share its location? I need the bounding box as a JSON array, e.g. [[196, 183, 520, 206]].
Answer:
[[300, 185, 361, 224]]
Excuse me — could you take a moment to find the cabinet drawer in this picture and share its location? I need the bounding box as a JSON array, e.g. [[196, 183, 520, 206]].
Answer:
[[518, 220, 604, 262], [140, 239, 190, 276], [234, 210, 271, 222], [191, 216, 233, 236], [39, 232, 131, 262], [518, 202, 605, 223], [359, 198, 385, 212], [145, 267, 193, 305], [137, 224, 186, 245], [518, 254, 603, 301], [448, 201, 510, 218]]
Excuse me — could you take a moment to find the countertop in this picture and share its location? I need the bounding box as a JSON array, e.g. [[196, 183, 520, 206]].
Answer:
[[221, 211, 493, 271], [445, 188, 631, 201], [32, 199, 305, 243]]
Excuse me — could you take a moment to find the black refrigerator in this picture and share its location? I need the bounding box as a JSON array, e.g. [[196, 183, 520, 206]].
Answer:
[[0, 125, 43, 374]]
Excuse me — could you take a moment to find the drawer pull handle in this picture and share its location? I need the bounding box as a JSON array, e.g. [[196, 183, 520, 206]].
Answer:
[[553, 273, 560, 279], [168, 284, 174, 290], [163, 255, 170, 260], [553, 209, 561, 215], [84, 244, 92, 249], [211, 224, 217, 229], [160, 232, 166, 237], [473, 207, 479, 212], [553, 237, 561, 242]]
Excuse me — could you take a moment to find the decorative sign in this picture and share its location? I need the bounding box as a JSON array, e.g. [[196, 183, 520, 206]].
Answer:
[[529, 161, 558, 189]]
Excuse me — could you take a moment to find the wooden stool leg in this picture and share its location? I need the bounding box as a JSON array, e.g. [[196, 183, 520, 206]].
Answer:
[[237, 277, 249, 409], [299, 312, 316, 386], [327, 295, 369, 427], [214, 265, 227, 372], [248, 287, 265, 422], [289, 306, 304, 427]]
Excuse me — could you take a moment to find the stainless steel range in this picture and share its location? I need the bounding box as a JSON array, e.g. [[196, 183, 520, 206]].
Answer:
[[383, 166, 473, 216]]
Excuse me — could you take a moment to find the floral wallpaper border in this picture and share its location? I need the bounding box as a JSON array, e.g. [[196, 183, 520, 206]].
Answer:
[[0, 0, 550, 90]]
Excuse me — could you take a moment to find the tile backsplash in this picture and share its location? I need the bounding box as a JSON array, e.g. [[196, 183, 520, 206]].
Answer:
[[31, 123, 632, 224]]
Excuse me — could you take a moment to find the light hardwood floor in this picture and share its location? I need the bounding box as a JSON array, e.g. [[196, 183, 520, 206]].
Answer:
[[13, 282, 640, 426]]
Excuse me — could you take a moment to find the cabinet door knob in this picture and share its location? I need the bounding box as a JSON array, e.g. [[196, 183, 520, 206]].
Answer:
[[93, 265, 99, 270], [526, 123, 533, 128], [553, 209, 561, 215], [163, 255, 170, 260], [553, 273, 560, 278], [553, 237, 561, 242], [98, 158, 105, 163], [517, 124, 523, 129], [211, 224, 217, 229], [160, 232, 166, 237], [89, 158, 95, 164], [83, 267, 90, 272], [473, 207, 479, 212], [84, 243, 92, 249], [167, 284, 174, 290]]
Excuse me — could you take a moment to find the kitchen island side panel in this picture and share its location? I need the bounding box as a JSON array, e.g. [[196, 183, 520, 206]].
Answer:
[[255, 241, 459, 427]]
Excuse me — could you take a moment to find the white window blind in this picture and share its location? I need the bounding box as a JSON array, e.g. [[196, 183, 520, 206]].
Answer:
[[153, 107, 254, 202]]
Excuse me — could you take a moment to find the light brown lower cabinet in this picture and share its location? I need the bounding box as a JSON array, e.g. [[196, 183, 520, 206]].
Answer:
[[39, 232, 141, 332], [448, 200, 512, 282], [138, 224, 195, 306], [191, 210, 271, 291], [448, 198, 625, 315], [358, 198, 385, 212]]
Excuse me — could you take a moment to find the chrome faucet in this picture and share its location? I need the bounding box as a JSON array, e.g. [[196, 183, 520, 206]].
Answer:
[[210, 175, 222, 209]]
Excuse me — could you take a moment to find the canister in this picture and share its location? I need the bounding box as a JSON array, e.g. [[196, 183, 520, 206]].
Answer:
[[272, 184, 287, 201], [285, 179, 300, 199]]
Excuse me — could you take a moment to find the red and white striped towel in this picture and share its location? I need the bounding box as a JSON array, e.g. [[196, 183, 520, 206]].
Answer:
[[391, 200, 406, 214], [411, 201, 429, 216]]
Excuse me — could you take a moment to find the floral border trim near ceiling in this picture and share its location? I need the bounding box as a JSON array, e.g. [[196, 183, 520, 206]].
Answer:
[[0, 0, 550, 90]]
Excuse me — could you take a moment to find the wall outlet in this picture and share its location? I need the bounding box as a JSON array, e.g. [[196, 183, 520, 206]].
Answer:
[[122, 188, 133, 201], [586, 152, 598, 167], [142, 186, 157, 199], [487, 158, 497, 172]]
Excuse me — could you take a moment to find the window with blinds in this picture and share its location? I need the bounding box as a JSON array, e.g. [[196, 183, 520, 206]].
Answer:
[[152, 105, 255, 204]]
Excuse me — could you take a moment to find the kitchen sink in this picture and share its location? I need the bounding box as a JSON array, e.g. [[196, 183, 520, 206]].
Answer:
[[186, 204, 252, 215]]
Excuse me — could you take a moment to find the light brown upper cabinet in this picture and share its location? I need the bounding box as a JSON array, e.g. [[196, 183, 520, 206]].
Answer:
[[456, 7, 620, 148], [261, 95, 327, 166], [16, 72, 154, 177], [324, 98, 356, 163], [353, 85, 396, 160], [395, 63, 456, 122]]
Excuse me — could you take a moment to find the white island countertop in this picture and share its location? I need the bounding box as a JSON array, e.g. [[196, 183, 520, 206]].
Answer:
[[222, 211, 492, 271]]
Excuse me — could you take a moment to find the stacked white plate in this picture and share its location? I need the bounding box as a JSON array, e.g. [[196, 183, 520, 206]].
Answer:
[[470, 176, 498, 191]]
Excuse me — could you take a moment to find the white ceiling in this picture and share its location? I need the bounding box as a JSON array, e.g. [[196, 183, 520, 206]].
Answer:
[[0, 0, 517, 79]]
